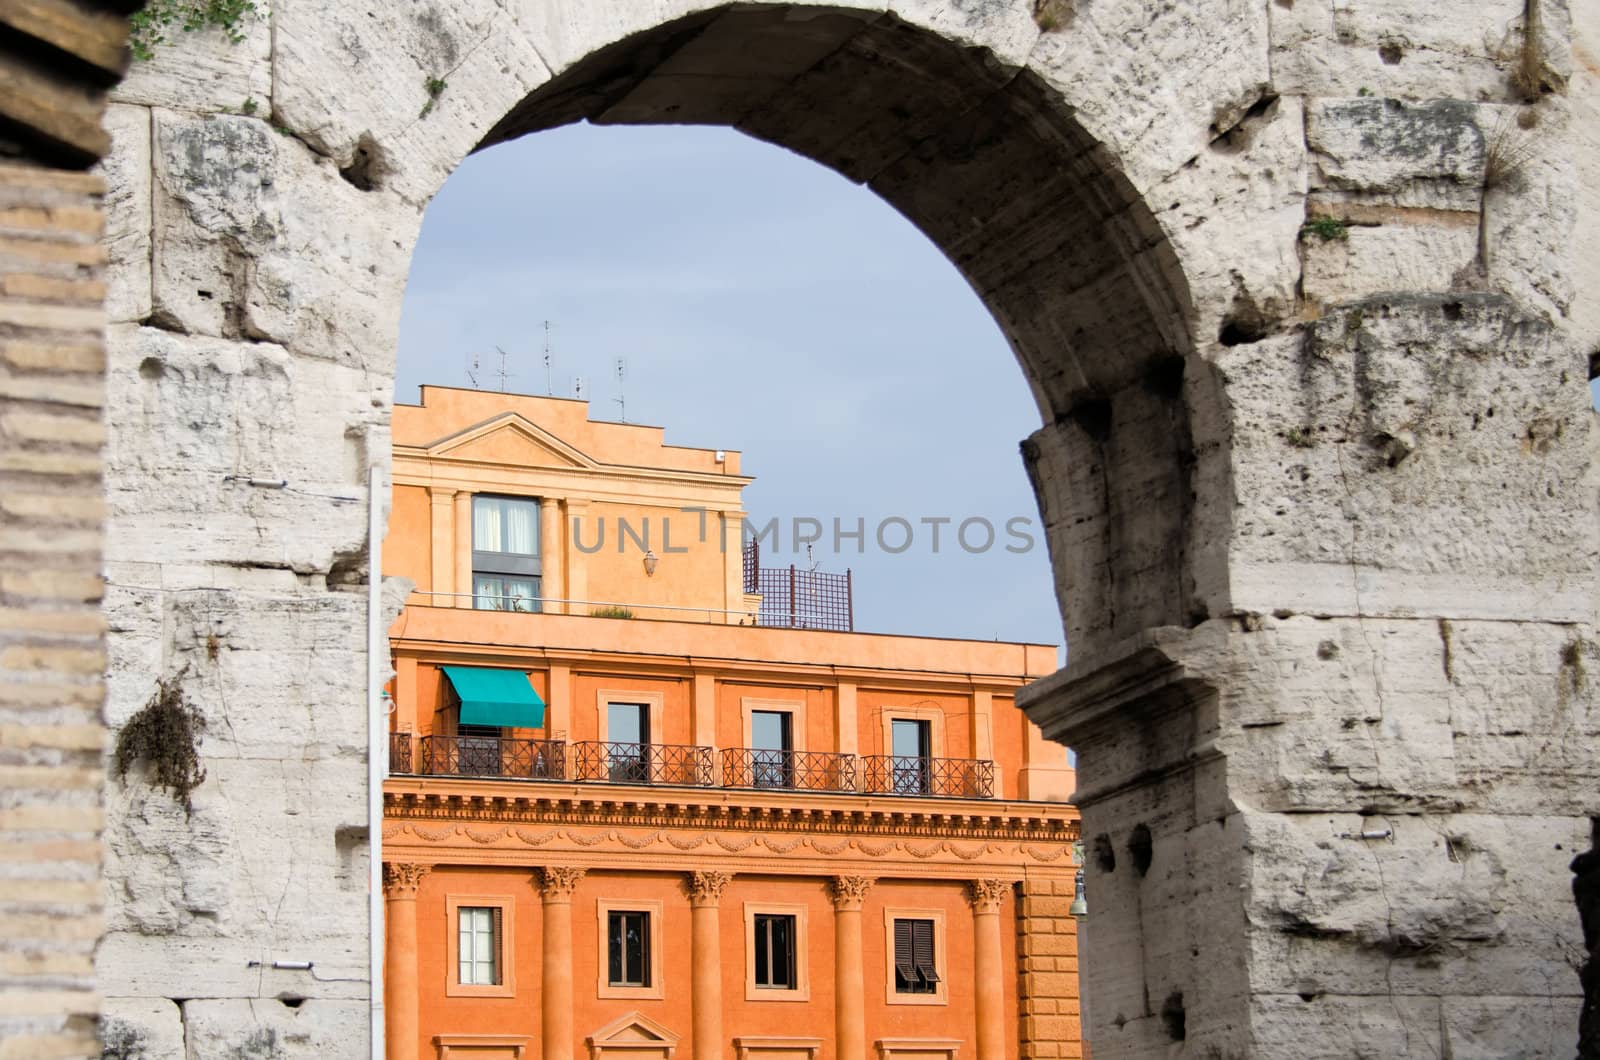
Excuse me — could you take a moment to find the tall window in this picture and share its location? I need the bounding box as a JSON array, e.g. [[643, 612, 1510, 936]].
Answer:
[[891, 718, 932, 795], [607, 910, 651, 987], [458, 906, 501, 986], [472, 495, 540, 611], [753, 913, 797, 989], [750, 709, 793, 788], [892, 917, 939, 994], [607, 702, 650, 783]]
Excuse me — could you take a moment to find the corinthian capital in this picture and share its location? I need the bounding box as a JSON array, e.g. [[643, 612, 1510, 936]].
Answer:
[[382, 862, 429, 899], [967, 878, 1011, 912], [538, 866, 587, 900], [830, 875, 874, 910], [688, 871, 733, 906]]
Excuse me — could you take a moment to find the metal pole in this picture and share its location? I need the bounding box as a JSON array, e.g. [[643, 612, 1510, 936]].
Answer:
[[788, 564, 797, 628], [367, 466, 386, 1060]]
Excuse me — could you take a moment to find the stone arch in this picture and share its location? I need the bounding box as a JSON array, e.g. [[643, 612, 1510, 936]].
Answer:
[[97, 1, 1599, 1057]]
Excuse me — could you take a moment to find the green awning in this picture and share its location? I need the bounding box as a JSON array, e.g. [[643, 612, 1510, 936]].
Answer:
[[442, 666, 545, 729]]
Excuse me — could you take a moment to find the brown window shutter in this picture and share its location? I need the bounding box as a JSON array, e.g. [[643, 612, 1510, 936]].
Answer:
[[491, 905, 504, 985], [893, 918, 916, 981], [913, 919, 939, 984]]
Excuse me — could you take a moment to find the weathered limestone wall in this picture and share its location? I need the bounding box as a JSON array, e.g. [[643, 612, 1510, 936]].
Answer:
[[92, 0, 1599, 1057]]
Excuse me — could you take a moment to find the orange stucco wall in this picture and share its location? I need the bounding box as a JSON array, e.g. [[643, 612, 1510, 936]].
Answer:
[[404, 867, 1026, 1060]]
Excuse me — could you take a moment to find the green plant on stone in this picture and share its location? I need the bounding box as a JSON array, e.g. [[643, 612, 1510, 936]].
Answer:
[[1286, 427, 1317, 449], [590, 605, 635, 620], [128, 0, 258, 61], [420, 77, 448, 118], [240, 96, 258, 116], [1302, 216, 1349, 242]]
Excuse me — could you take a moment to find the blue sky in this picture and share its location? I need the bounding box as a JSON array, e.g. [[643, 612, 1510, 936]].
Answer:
[[396, 123, 1064, 650]]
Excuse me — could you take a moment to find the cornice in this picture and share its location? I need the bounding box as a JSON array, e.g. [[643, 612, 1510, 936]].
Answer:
[[388, 640, 1039, 694], [384, 778, 1077, 842]]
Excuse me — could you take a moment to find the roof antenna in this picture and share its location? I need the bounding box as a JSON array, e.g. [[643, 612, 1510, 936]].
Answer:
[[573, 376, 586, 401], [465, 352, 481, 389], [613, 357, 627, 423], [543, 321, 554, 396], [494, 346, 514, 393]]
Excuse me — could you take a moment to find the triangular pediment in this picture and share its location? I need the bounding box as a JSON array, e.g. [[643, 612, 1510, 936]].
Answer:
[[588, 1011, 680, 1047], [426, 414, 598, 470]]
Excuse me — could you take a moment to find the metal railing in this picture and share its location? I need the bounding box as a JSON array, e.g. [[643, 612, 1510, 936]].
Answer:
[[860, 755, 995, 799], [404, 589, 759, 624], [415, 733, 567, 780], [389, 731, 996, 801], [570, 741, 716, 787], [721, 748, 858, 792], [389, 731, 413, 774]]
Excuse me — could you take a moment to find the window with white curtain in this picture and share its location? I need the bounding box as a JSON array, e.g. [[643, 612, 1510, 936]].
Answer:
[[471, 496, 541, 611], [458, 905, 501, 985]]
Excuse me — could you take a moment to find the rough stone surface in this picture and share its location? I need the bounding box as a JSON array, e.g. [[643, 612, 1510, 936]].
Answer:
[[95, 1, 1600, 1056]]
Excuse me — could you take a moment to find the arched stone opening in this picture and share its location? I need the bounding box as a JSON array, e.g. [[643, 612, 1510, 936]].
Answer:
[[466, 7, 1219, 660]]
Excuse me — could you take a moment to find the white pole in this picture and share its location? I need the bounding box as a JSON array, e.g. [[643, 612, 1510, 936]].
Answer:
[[367, 465, 386, 1060]]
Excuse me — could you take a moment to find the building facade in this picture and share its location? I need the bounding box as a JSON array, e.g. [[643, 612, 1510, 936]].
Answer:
[[382, 387, 1084, 1060]]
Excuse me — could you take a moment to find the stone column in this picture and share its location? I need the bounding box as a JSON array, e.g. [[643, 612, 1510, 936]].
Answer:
[[538, 867, 586, 1060], [453, 489, 473, 607], [968, 880, 1010, 1060], [831, 876, 874, 1060], [428, 487, 455, 602], [689, 871, 732, 1060], [540, 496, 564, 613], [564, 498, 591, 611], [383, 863, 429, 1060]]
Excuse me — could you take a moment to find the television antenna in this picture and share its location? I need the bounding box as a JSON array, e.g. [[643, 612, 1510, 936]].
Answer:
[[573, 376, 586, 400], [494, 346, 515, 392], [465, 352, 481, 389], [613, 358, 628, 422], [542, 321, 554, 396]]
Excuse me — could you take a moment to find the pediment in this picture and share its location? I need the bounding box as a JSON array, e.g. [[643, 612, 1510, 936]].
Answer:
[[426, 414, 598, 470], [587, 1011, 680, 1047]]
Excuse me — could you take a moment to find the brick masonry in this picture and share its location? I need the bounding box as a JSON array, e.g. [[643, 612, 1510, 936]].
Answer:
[[0, 163, 109, 1060]]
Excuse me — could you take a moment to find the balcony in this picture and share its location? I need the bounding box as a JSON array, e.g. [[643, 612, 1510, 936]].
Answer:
[[860, 755, 994, 799], [390, 735, 996, 800], [720, 748, 857, 792], [569, 741, 716, 787], [400, 733, 567, 780]]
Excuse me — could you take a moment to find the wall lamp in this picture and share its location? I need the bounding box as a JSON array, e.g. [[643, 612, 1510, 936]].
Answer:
[[642, 550, 658, 577]]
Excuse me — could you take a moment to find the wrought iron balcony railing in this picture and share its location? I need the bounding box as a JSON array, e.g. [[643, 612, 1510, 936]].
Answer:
[[414, 733, 567, 781], [389, 731, 996, 800], [570, 741, 715, 787], [389, 731, 414, 774], [721, 747, 858, 792], [860, 755, 995, 799]]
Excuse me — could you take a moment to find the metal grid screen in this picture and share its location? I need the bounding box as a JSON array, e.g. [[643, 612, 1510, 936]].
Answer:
[[743, 539, 853, 632]]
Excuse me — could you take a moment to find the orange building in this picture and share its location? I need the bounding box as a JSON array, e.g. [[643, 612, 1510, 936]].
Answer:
[[381, 387, 1085, 1060]]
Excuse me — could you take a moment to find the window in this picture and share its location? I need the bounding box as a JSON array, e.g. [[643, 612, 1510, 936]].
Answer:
[[744, 902, 809, 1001], [607, 910, 651, 987], [459, 905, 502, 985], [596, 897, 663, 999], [893, 918, 938, 994], [890, 718, 932, 795], [446, 894, 515, 997], [750, 709, 792, 788], [607, 702, 650, 783], [882, 908, 945, 1005], [753, 913, 796, 989], [472, 495, 540, 611]]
